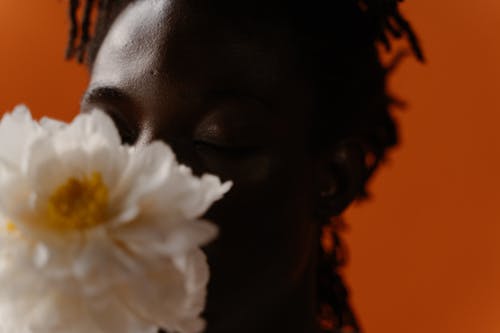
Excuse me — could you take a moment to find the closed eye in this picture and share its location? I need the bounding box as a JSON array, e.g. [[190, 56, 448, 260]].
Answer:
[[193, 140, 261, 158], [81, 86, 141, 145], [105, 108, 139, 145]]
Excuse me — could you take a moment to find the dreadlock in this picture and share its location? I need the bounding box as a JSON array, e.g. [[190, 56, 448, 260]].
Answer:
[[65, 0, 79, 60], [65, 1, 423, 332], [65, 0, 110, 63]]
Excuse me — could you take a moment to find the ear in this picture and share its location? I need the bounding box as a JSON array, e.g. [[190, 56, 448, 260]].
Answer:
[[313, 140, 366, 217]]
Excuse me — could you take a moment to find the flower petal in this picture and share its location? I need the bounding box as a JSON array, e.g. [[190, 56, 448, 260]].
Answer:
[[52, 110, 121, 153], [118, 250, 209, 333], [0, 105, 42, 167], [117, 219, 218, 256]]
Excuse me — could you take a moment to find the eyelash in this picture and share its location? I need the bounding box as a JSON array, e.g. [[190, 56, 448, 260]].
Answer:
[[193, 140, 260, 158]]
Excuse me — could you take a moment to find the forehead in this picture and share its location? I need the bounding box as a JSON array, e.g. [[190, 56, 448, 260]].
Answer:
[[90, 0, 300, 96], [90, 0, 172, 92]]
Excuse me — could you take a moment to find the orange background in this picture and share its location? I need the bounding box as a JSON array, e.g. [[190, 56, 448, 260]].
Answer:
[[0, 1, 499, 333]]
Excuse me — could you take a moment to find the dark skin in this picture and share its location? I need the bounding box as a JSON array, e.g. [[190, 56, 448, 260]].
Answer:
[[81, 1, 365, 332]]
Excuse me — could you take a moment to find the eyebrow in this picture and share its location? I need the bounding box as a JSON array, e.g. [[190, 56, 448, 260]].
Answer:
[[81, 86, 133, 109]]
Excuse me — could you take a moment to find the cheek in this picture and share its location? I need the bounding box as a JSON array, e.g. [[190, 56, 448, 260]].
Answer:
[[205, 146, 317, 296]]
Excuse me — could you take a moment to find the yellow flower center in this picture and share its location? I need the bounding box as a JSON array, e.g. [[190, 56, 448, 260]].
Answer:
[[45, 172, 108, 231], [6, 221, 16, 233]]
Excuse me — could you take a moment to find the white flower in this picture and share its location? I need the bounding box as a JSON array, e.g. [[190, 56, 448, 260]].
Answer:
[[0, 105, 232, 333]]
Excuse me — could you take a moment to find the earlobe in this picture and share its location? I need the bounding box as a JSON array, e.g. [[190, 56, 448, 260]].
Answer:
[[315, 140, 366, 217]]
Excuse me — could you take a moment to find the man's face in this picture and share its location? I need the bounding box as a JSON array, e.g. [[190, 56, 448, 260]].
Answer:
[[82, 0, 319, 330]]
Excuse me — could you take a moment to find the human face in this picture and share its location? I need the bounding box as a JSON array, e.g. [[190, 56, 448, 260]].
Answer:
[[82, 0, 320, 331]]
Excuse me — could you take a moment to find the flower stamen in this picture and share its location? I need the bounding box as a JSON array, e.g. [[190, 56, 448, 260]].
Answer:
[[5, 221, 16, 233], [46, 172, 108, 231]]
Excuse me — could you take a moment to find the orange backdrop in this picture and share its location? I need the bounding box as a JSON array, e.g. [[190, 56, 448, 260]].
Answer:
[[1, 1, 499, 333]]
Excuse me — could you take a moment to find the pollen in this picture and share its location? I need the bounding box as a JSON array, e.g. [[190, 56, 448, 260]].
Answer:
[[46, 172, 108, 231], [6, 221, 16, 233]]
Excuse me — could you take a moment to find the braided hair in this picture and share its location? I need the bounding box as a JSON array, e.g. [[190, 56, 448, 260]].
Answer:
[[65, 1, 423, 332]]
